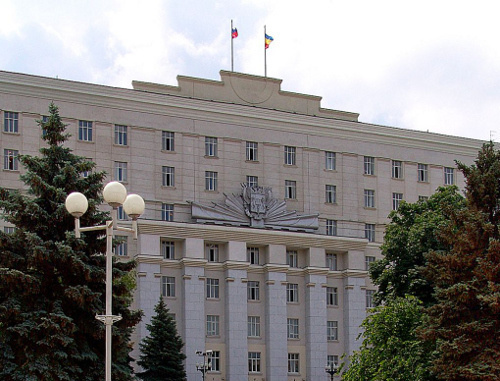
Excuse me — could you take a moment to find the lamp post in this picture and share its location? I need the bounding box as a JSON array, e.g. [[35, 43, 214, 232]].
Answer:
[[325, 362, 339, 381], [195, 349, 213, 381], [65, 181, 145, 381]]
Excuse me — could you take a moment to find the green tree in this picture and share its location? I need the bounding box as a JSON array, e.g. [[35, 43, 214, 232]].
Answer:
[[0, 103, 141, 380], [137, 296, 186, 381], [422, 142, 500, 381]]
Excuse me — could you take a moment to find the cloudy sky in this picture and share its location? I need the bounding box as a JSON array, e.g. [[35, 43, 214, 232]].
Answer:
[[1, 0, 499, 141]]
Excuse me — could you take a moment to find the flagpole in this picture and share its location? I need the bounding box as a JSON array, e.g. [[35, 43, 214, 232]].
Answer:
[[264, 25, 267, 77], [231, 19, 234, 72]]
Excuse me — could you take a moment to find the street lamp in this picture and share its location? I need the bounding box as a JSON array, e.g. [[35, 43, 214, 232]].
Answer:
[[325, 362, 339, 381], [195, 349, 213, 381], [65, 181, 145, 381]]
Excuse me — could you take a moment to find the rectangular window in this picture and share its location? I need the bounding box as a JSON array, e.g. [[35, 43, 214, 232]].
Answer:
[[161, 240, 175, 259], [248, 316, 261, 337], [285, 180, 296, 199], [366, 290, 375, 308], [325, 184, 336, 203], [161, 276, 175, 297], [117, 206, 128, 220], [288, 353, 300, 374], [114, 236, 128, 256], [205, 171, 218, 191], [327, 320, 339, 341], [325, 151, 336, 170], [326, 253, 337, 271], [444, 167, 454, 185], [247, 281, 260, 301], [114, 125, 127, 146], [364, 189, 375, 208], [364, 156, 375, 175], [78, 120, 93, 142], [162, 131, 174, 151], [327, 287, 338, 306], [365, 255, 376, 270], [418, 163, 428, 182], [206, 315, 220, 336], [419, 195, 429, 202], [247, 247, 260, 265], [162, 166, 175, 187], [209, 351, 220, 372], [246, 175, 258, 187], [287, 250, 298, 268], [246, 141, 258, 161], [161, 203, 174, 221], [205, 136, 218, 157], [3, 149, 18, 171], [206, 244, 219, 262], [365, 223, 376, 242], [286, 283, 298, 303], [327, 355, 339, 369], [248, 352, 261, 373], [392, 193, 403, 210], [287, 318, 299, 339], [114, 161, 128, 182], [206, 278, 219, 299], [392, 160, 403, 179], [326, 219, 337, 236], [3, 226, 15, 234], [284, 146, 296, 165], [4, 111, 19, 133]]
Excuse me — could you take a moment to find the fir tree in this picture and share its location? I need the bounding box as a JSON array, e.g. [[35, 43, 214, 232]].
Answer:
[[0, 103, 141, 380], [137, 296, 186, 381]]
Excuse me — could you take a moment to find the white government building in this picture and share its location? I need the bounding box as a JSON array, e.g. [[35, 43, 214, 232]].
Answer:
[[0, 70, 483, 381]]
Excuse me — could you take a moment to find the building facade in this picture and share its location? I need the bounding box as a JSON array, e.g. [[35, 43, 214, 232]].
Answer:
[[0, 70, 483, 381]]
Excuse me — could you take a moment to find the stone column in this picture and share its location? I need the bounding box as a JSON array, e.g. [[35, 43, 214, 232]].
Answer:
[[342, 275, 366, 357]]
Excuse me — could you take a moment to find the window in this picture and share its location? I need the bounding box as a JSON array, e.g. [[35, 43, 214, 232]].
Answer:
[[78, 120, 93, 142], [364, 189, 375, 208], [326, 219, 337, 236], [117, 206, 128, 220], [327, 321, 338, 341], [247, 247, 260, 265], [287, 250, 298, 268], [246, 175, 258, 187], [418, 163, 428, 182], [327, 355, 339, 369], [392, 160, 403, 179], [327, 287, 338, 306], [114, 161, 127, 182], [205, 171, 218, 191], [114, 236, 128, 256], [364, 156, 375, 175], [248, 352, 261, 373], [161, 240, 175, 259], [325, 184, 336, 203], [4, 226, 15, 234], [246, 141, 258, 161], [444, 167, 454, 185], [206, 278, 219, 299], [209, 351, 220, 372], [206, 315, 220, 336], [325, 151, 336, 170], [286, 283, 298, 303], [365, 224, 376, 242], [366, 290, 375, 308], [326, 253, 337, 271], [365, 256, 376, 270], [41, 115, 49, 137], [285, 180, 296, 199], [3, 149, 18, 171], [205, 136, 218, 157], [392, 193, 403, 210], [248, 316, 261, 337], [161, 166, 175, 187], [288, 353, 299, 373], [419, 195, 429, 202], [161, 276, 175, 297], [247, 281, 260, 301], [4, 111, 19, 133], [162, 131, 174, 151], [114, 125, 127, 145], [206, 244, 219, 262], [284, 146, 296, 165], [287, 318, 299, 339], [161, 203, 174, 221]]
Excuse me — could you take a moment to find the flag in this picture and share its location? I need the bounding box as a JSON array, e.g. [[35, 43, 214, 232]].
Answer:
[[265, 33, 273, 49], [232, 27, 238, 39]]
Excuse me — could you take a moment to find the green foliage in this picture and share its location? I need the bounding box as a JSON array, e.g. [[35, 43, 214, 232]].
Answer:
[[136, 297, 186, 381], [0, 103, 141, 380], [342, 296, 436, 381]]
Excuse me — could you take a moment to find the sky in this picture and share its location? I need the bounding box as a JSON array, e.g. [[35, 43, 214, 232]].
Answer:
[[1, 0, 499, 141]]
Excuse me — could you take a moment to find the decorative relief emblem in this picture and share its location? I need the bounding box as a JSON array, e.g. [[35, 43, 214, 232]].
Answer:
[[190, 184, 318, 232]]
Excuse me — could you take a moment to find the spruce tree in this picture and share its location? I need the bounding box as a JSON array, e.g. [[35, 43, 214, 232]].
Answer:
[[0, 103, 141, 380], [137, 296, 186, 381]]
